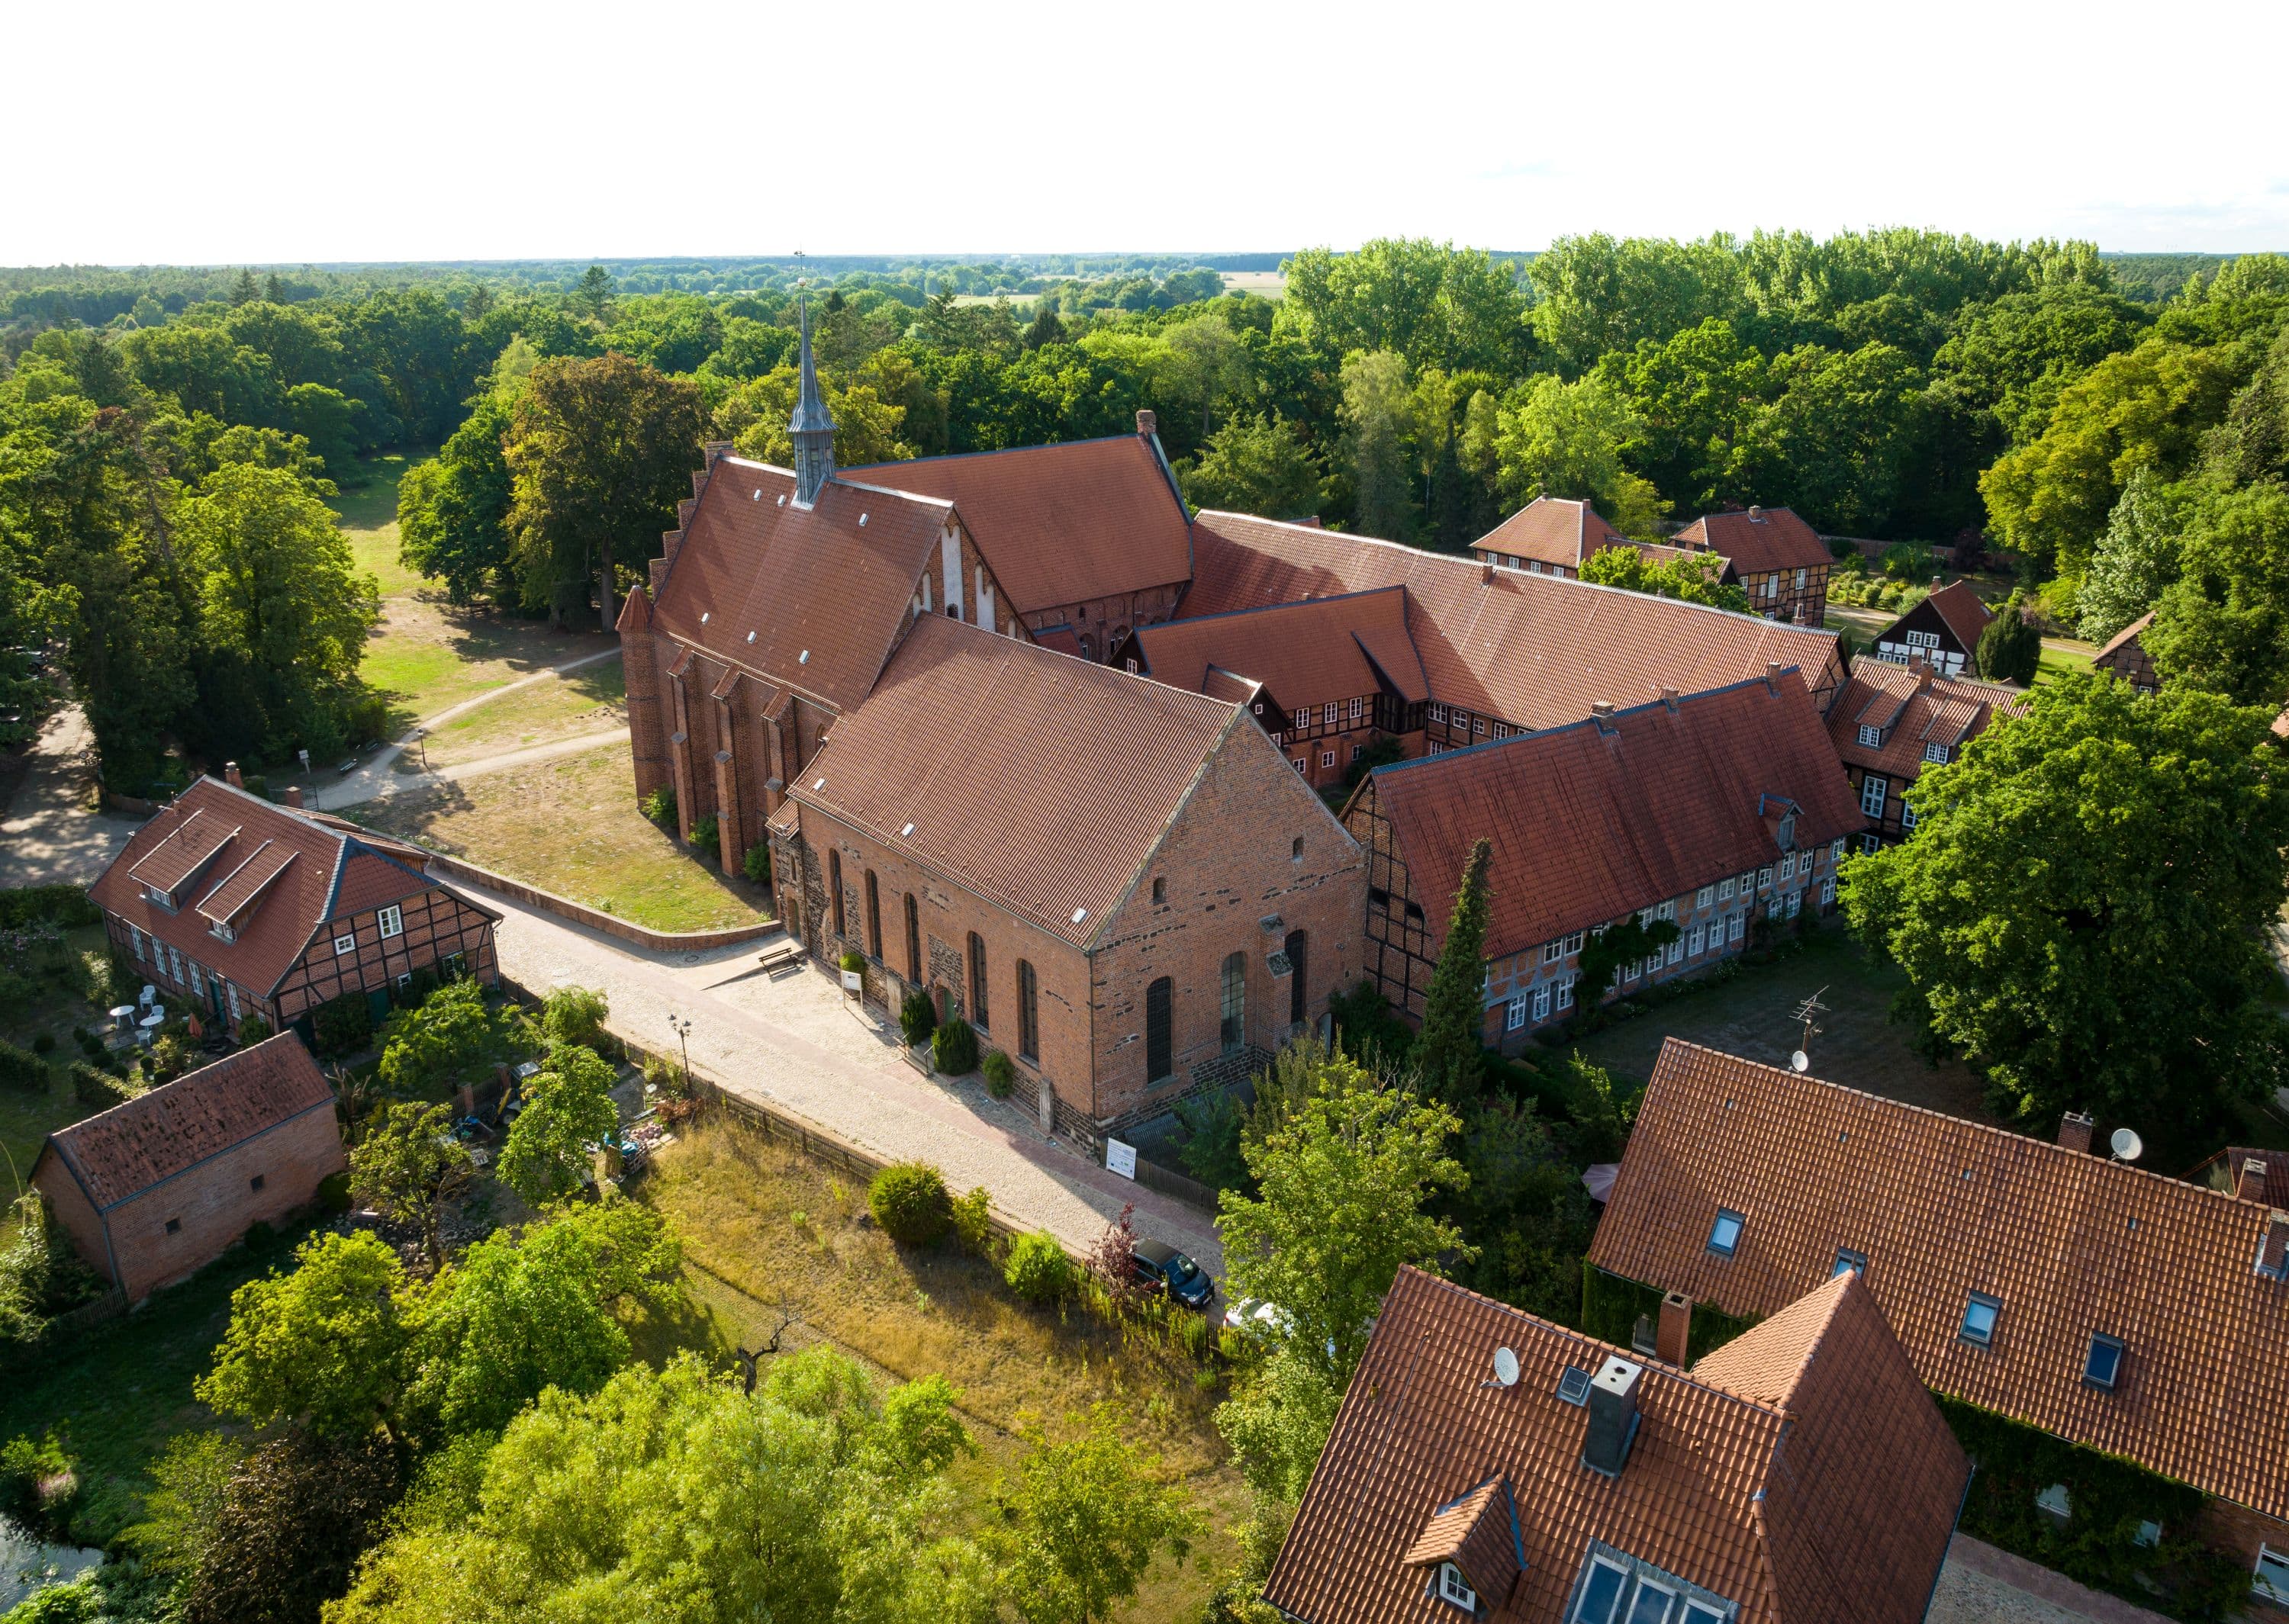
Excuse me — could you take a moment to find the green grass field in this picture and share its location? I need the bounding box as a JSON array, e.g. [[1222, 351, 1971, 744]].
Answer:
[[329, 450, 431, 599], [420, 658, 624, 767], [2036, 638, 2096, 686]]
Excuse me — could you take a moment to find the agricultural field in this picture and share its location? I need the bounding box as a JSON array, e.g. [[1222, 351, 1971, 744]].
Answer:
[[1219, 270, 1285, 298], [349, 741, 768, 932], [637, 1118, 1246, 1624]]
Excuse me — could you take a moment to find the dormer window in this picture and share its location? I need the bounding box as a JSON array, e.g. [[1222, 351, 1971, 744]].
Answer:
[[208, 921, 235, 944], [1924, 741, 1949, 764], [1436, 1564, 1477, 1613], [1857, 725, 1882, 748], [1832, 1247, 1869, 1278]]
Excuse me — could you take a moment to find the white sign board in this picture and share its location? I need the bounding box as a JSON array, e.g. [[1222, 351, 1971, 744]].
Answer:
[[1106, 1140, 1138, 1180]]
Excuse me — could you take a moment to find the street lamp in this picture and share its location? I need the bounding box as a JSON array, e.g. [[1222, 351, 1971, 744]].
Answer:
[[413, 727, 429, 771], [667, 1015, 692, 1092]]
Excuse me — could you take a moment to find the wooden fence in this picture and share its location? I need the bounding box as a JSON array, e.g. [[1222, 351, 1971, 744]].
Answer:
[[1127, 1153, 1219, 1214]]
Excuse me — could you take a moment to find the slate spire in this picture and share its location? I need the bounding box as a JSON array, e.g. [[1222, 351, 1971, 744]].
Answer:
[[790, 294, 835, 505]]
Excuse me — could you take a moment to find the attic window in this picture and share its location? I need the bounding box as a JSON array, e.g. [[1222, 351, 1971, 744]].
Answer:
[[1070, 907, 1088, 925], [1856, 725, 1882, 748], [1436, 1563, 1476, 1613], [900, 822, 915, 837], [2084, 1333, 2124, 1390], [1707, 1208, 1744, 1257], [1557, 1365, 1592, 1406], [1924, 741, 1949, 764], [1832, 1248, 1868, 1278], [1960, 1293, 2002, 1347]]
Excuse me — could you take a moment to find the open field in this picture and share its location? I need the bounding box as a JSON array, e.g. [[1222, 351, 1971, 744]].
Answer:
[[1221, 270, 1285, 298], [1571, 922, 1992, 1121], [636, 1118, 1244, 1624], [329, 450, 430, 599], [2036, 638, 2096, 685], [360, 595, 617, 732], [349, 740, 767, 931], [417, 657, 626, 768]]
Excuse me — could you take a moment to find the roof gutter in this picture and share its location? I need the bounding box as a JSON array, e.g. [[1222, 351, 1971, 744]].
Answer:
[[1919, 1467, 1978, 1624]]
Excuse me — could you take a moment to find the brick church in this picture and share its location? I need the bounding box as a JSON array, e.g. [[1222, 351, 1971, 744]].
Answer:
[[616, 309, 1859, 1146]]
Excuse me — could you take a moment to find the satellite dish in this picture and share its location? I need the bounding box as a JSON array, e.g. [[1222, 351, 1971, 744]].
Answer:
[[2110, 1127, 2144, 1163], [1492, 1346, 1520, 1388], [1789, 1050, 1810, 1073]]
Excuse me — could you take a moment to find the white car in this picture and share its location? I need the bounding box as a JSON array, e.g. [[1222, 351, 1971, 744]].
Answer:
[[1222, 1297, 1296, 1339]]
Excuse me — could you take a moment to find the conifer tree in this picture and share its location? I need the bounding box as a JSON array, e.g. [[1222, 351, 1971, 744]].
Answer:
[[1412, 838, 1492, 1105]]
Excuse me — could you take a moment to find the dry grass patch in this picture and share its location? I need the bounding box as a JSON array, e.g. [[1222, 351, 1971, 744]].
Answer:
[[639, 1118, 1247, 1624], [350, 741, 766, 931], [362, 596, 618, 728], [420, 658, 626, 767]]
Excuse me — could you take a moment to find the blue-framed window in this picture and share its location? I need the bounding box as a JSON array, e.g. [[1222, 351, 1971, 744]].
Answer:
[[2084, 1333, 2124, 1389], [1832, 1248, 1868, 1278], [1960, 1293, 2001, 1347], [1707, 1208, 1745, 1257]]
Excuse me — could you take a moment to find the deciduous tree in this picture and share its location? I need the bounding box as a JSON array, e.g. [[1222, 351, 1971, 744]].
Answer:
[[348, 1101, 473, 1271], [1176, 412, 1323, 520], [198, 1231, 420, 1446], [497, 1041, 620, 1206], [994, 1405, 1201, 1624]]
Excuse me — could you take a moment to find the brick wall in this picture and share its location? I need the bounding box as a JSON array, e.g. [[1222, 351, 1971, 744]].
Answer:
[[1023, 582, 1184, 663], [2196, 1497, 2289, 1606]]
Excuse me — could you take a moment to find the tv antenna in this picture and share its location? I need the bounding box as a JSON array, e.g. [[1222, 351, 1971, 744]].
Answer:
[[2110, 1127, 2143, 1163], [1788, 987, 1830, 1070]]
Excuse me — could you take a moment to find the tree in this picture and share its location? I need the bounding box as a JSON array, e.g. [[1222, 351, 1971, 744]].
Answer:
[[373, 978, 520, 1099], [1974, 594, 2043, 684], [1493, 374, 1667, 539], [1842, 674, 2289, 1153], [2076, 471, 2183, 643], [397, 394, 516, 603], [1216, 1043, 1468, 1382], [1283, 240, 1530, 378], [1213, 1346, 1342, 1505], [1338, 349, 1415, 542], [1177, 412, 1323, 520], [497, 1041, 620, 1206], [1735, 342, 1923, 535], [717, 363, 911, 469], [198, 1231, 419, 1446], [1412, 838, 1492, 1105], [348, 1101, 473, 1270], [2142, 478, 2289, 706], [995, 1406, 1200, 1624], [1932, 284, 2149, 446], [1574, 915, 1682, 1016], [503, 352, 705, 626], [540, 983, 610, 1053], [1577, 546, 1753, 613], [175, 1428, 403, 1624], [329, 1350, 1000, 1624]]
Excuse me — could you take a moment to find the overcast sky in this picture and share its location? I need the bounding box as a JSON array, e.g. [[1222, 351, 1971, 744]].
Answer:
[[9, 0, 2284, 266]]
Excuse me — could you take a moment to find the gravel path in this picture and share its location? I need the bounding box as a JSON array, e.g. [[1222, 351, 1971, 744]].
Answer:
[[477, 877, 1226, 1279], [0, 704, 142, 888], [348, 726, 631, 804]]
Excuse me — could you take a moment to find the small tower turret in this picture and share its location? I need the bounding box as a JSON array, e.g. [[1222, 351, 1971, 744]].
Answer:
[[790, 295, 835, 506]]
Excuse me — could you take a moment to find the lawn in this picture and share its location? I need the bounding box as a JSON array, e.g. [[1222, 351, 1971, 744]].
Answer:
[[360, 596, 618, 732], [0, 925, 150, 1228], [0, 1226, 311, 1545], [636, 1118, 1244, 1624], [2036, 638, 2096, 686], [1569, 922, 1992, 1121], [348, 741, 768, 932], [1220, 271, 1285, 299], [417, 656, 625, 769], [328, 449, 431, 600]]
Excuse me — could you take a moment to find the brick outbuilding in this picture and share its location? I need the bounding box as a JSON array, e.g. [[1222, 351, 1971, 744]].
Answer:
[[31, 1034, 344, 1304]]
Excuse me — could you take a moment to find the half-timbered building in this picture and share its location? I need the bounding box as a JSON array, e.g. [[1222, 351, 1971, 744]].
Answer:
[[1675, 506, 1833, 625], [1870, 578, 1991, 677], [89, 776, 499, 1042], [1827, 655, 2027, 850], [2092, 611, 2162, 694]]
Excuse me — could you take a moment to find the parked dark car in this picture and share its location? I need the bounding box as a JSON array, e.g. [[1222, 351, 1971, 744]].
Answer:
[[1130, 1238, 1214, 1310]]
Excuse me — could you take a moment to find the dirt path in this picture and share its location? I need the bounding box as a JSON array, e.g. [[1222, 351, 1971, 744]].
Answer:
[[0, 705, 144, 888], [333, 725, 632, 809]]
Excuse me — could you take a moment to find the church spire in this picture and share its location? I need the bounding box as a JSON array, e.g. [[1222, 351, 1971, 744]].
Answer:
[[790, 294, 835, 505]]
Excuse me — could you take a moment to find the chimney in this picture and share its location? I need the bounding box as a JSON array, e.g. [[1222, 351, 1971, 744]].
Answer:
[[1931, 574, 1943, 589], [2238, 1157, 2270, 1203], [2058, 1112, 2094, 1155], [1136, 409, 1157, 437], [224, 761, 243, 789], [1655, 1291, 1691, 1365], [1747, 505, 1764, 521], [1581, 1355, 1643, 1476], [1590, 700, 1618, 734], [282, 785, 304, 809], [1764, 661, 1782, 694], [1481, 561, 1495, 585], [2261, 1211, 2289, 1282], [1656, 686, 1681, 713]]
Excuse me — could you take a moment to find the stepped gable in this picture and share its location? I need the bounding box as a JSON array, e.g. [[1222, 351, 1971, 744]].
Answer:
[[1357, 672, 1862, 963], [845, 434, 1193, 615], [651, 458, 951, 711], [1264, 1265, 1965, 1624], [1590, 1038, 2289, 1523], [1186, 510, 1845, 728], [787, 614, 1239, 949]]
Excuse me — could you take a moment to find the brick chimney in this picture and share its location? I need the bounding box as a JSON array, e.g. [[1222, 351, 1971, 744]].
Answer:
[[1590, 700, 1618, 734], [2238, 1156, 2270, 1202], [1656, 686, 1681, 713], [1481, 561, 1495, 584], [1135, 409, 1157, 437], [1764, 661, 1782, 694], [1747, 505, 1764, 521], [2058, 1112, 2094, 1155], [1655, 1291, 1692, 1365], [282, 785, 304, 809], [224, 761, 243, 789]]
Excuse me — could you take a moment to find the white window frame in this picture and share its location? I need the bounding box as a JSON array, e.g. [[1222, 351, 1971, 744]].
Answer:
[[1322, 701, 1339, 726], [378, 903, 404, 939], [1820, 877, 1836, 906], [1924, 741, 1949, 764], [1428, 703, 1446, 725], [1756, 867, 1772, 890], [2253, 1544, 2289, 1604], [1666, 937, 1683, 966], [1532, 982, 1551, 1021], [1506, 995, 1529, 1032], [1689, 923, 1707, 957], [1348, 696, 1365, 723], [1543, 940, 1565, 966], [1901, 801, 1919, 831], [1655, 899, 1676, 922], [130, 925, 146, 960], [1717, 877, 1734, 901], [1861, 776, 1888, 819], [1728, 912, 1745, 944], [1320, 750, 1336, 770], [1556, 976, 1576, 1011], [1856, 724, 1882, 748], [334, 931, 357, 957], [1562, 931, 1586, 956], [1830, 838, 1846, 861], [1437, 1562, 1479, 1613], [1695, 886, 1713, 909], [1779, 854, 1795, 881], [1785, 889, 1801, 918], [1737, 870, 1755, 894]]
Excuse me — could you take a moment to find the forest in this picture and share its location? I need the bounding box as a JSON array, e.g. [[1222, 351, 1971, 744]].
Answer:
[[2, 236, 2285, 795]]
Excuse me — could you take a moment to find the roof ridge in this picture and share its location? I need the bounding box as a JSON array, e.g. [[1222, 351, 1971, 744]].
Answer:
[[824, 474, 957, 510], [1136, 582, 1408, 632], [845, 433, 1143, 473]]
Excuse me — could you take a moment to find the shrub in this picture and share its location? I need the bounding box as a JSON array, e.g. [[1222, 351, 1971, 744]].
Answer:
[[66, 1060, 124, 1109], [688, 813, 720, 858], [541, 985, 611, 1054], [899, 989, 937, 1046], [0, 1037, 49, 1092], [315, 1172, 352, 1214], [951, 1185, 993, 1254], [1004, 1231, 1073, 1302], [640, 786, 677, 827], [981, 1049, 1016, 1098], [742, 844, 771, 884], [868, 1162, 952, 1246], [76, 1029, 106, 1062], [31, 1031, 55, 1055], [236, 1013, 272, 1044], [312, 991, 373, 1057], [839, 950, 864, 974], [0, 1430, 76, 1542], [931, 1016, 978, 1076], [0, 885, 101, 931]]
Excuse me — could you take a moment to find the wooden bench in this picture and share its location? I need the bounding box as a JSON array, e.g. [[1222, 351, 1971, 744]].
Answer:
[[756, 941, 803, 976]]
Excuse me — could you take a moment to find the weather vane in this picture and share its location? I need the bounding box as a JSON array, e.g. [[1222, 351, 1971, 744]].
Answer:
[[1788, 986, 1830, 1072]]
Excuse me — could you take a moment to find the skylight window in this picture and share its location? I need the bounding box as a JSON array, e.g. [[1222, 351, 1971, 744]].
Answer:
[[1960, 1293, 2001, 1347], [1832, 1248, 1868, 1278], [1706, 1208, 1745, 1258], [2084, 1333, 2124, 1390], [1070, 907, 1088, 924], [900, 822, 915, 837], [1557, 1366, 1592, 1407]]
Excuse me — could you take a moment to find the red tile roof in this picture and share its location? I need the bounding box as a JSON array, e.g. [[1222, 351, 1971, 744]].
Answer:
[[1354, 674, 1862, 962], [39, 1034, 335, 1211], [1186, 512, 1845, 730], [1674, 508, 1830, 577], [1827, 657, 2027, 785], [1472, 497, 1625, 571], [1589, 1039, 2289, 1523], [92, 779, 482, 998], [1264, 1265, 1965, 1624], [1915, 580, 1994, 651], [787, 615, 1273, 949], [652, 459, 951, 713], [1125, 588, 1429, 718], [2192, 1148, 2289, 1211], [848, 434, 1193, 616], [2093, 611, 2154, 664]]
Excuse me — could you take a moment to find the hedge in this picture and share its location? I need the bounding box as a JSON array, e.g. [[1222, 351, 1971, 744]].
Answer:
[[1578, 1264, 1759, 1364], [0, 886, 101, 931]]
